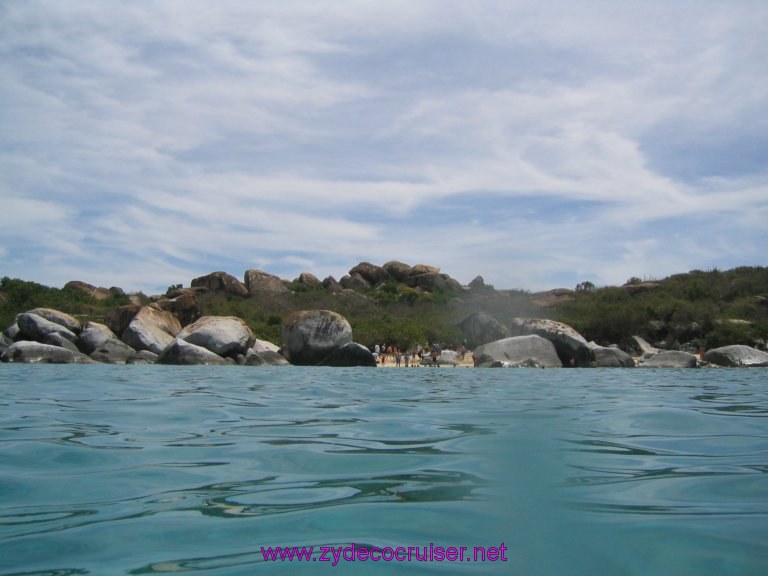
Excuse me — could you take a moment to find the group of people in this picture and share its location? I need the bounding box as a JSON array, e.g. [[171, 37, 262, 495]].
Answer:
[[371, 342, 468, 367], [371, 343, 418, 367]]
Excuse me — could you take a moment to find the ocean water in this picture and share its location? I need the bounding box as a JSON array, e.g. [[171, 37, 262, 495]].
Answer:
[[0, 365, 766, 576]]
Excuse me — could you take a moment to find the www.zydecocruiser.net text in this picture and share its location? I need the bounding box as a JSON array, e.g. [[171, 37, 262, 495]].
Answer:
[[260, 543, 509, 566]]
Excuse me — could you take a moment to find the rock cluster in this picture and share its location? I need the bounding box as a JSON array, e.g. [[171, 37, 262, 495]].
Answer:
[[3, 265, 765, 370], [339, 261, 464, 293], [1, 305, 371, 367], [462, 313, 767, 369], [173, 263, 471, 301], [65, 281, 123, 300]]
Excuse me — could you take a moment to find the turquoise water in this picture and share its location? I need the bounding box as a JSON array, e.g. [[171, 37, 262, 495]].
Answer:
[[0, 366, 766, 575]]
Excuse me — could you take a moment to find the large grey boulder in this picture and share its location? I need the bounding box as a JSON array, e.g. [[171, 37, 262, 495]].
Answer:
[[340, 273, 370, 290], [0, 333, 13, 353], [177, 316, 255, 358], [3, 321, 20, 340], [27, 308, 81, 334], [244, 348, 290, 366], [1, 341, 95, 364], [17, 312, 78, 343], [245, 338, 290, 365], [457, 312, 509, 346], [441, 275, 464, 292], [295, 272, 322, 288], [253, 338, 281, 354], [473, 335, 562, 368], [468, 276, 487, 290], [420, 349, 461, 366], [438, 349, 461, 366], [349, 262, 391, 287], [402, 264, 448, 292], [407, 271, 446, 292], [64, 280, 113, 300], [156, 288, 202, 327], [322, 276, 343, 292], [121, 306, 182, 354], [641, 350, 698, 368], [191, 271, 248, 298], [589, 343, 635, 367], [156, 338, 229, 365], [42, 332, 80, 353], [383, 261, 412, 282], [281, 310, 355, 366], [509, 318, 593, 366], [318, 342, 377, 367], [90, 339, 137, 364], [105, 304, 142, 337], [410, 264, 440, 277], [78, 321, 117, 354], [126, 350, 158, 365], [703, 345, 768, 367], [627, 335, 659, 358], [244, 269, 288, 295]]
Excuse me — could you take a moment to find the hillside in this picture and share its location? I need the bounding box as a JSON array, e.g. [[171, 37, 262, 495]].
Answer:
[[2, 264, 767, 353]]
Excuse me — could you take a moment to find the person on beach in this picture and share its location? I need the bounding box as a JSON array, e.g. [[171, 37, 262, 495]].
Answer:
[[431, 342, 440, 366]]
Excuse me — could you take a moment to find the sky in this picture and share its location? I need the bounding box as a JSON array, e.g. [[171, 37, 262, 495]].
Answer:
[[1, 1, 766, 295]]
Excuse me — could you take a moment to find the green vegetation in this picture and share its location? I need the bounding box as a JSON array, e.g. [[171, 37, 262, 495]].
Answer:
[[195, 282, 465, 349], [551, 266, 768, 349], [2, 266, 766, 351], [0, 277, 133, 329]]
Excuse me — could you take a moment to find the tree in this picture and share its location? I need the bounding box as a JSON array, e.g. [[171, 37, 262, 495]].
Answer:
[[575, 281, 595, 293]]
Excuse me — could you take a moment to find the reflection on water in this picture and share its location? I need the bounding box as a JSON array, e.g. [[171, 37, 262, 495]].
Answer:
[[0, 366, 766, 575]]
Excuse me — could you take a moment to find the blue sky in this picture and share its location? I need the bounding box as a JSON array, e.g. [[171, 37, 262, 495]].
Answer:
[[1, 1, 766, 294]]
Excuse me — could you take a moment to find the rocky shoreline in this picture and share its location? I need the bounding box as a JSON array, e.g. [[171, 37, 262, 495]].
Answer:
[[2, 265, 767, 368], [2, 303, 767, 369]]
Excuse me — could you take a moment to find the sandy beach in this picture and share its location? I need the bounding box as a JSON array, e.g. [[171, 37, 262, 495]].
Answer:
[[375, 354, 475, 368]]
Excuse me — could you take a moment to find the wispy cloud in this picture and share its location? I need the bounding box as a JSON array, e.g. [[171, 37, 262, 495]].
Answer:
[[1, 1, 766, 294]]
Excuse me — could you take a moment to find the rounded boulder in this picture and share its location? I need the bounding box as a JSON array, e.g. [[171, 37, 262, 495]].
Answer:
[[177, 316, 255, 358], [281, 310, 353, 365]]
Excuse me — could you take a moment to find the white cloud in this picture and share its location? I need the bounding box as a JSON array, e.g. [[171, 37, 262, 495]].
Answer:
[[0, 1, 766, 294]]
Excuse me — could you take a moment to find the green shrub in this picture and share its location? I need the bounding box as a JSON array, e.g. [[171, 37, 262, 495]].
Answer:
[[705, 322, 755, 349]]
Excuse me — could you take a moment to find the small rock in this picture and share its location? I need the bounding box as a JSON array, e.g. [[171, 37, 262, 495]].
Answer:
[[641, 350, 698, 368], [1, 341, 94, 364], [156, 339, 229, 365], [90, 339, 137, 364]]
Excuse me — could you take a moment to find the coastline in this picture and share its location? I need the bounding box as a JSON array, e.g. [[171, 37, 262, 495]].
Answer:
[[374, 354, 476, 368]]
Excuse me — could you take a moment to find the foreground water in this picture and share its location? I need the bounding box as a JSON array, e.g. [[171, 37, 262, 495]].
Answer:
[[0, 365, 766, 575]]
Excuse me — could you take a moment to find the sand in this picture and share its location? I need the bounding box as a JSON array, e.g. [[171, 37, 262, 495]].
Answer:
[[375, 354, 475, 368]]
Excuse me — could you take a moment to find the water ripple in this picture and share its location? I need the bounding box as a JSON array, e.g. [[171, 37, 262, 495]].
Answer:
[[0, 365, 766, 575]]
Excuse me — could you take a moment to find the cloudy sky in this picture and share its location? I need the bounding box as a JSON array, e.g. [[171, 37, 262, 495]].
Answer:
[[1, 1, 766, 294]]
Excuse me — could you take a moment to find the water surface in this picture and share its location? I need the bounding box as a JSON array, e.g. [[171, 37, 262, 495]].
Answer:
[[0, 365, 766, 575]]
